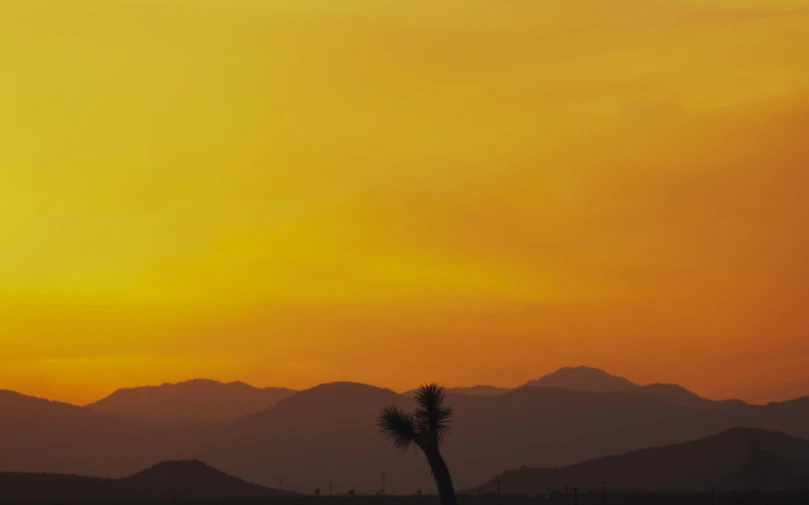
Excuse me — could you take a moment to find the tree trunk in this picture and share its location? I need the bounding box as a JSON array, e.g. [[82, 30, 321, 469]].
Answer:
[[425, 449, 457, 505]]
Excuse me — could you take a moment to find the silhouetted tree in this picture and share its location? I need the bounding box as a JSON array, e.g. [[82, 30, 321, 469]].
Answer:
[[377, 384, 457, 505]]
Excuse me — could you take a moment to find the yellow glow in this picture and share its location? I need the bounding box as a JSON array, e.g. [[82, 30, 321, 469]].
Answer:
[[2, 0, 808, 404]]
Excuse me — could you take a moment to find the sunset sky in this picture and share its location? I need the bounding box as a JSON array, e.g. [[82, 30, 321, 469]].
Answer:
[[2, 0, 808, 405]]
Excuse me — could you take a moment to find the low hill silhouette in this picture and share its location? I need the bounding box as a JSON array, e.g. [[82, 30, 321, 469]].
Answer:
[[86, 379, 296, 422], [0, 390, 219, 477], [474, 428, 809, 493], [126, 460, 290, 499], [0, 460, 290, 502]]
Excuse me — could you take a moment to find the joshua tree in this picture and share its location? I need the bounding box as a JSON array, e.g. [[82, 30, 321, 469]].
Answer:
[[377, 384, 457, 505]]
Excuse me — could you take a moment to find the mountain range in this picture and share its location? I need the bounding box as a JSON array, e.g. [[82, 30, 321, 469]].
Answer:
[[182, 379, 809, 493], [0, 460, 289, 502], [2, 367, 808, 494], [475, 427, 809, 493]]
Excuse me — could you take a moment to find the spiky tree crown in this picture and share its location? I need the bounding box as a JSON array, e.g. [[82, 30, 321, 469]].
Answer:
[[378, 383, 453, 451]]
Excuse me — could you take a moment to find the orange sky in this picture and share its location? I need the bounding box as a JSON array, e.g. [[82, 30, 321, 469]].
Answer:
[[1, 0, 808, 406]]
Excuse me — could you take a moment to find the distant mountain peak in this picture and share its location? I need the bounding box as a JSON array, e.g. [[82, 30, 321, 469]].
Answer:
[[551, 366, 631, 378], [311, 380, 391, 390], [522, 366, 639, 393]]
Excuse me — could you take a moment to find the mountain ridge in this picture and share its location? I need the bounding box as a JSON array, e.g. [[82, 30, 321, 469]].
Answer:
[[21, 366, 756, 414], [4, 371, 809, 493], [85, 379, 296, 422]]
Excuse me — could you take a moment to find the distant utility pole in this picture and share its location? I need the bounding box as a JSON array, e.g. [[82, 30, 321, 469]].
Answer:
[[496, 479, 504, 505], [711, 484, 715, 505], [598, 481, 607, 504], [572, 487, 579, 505], [329, 475, 333, 496]]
